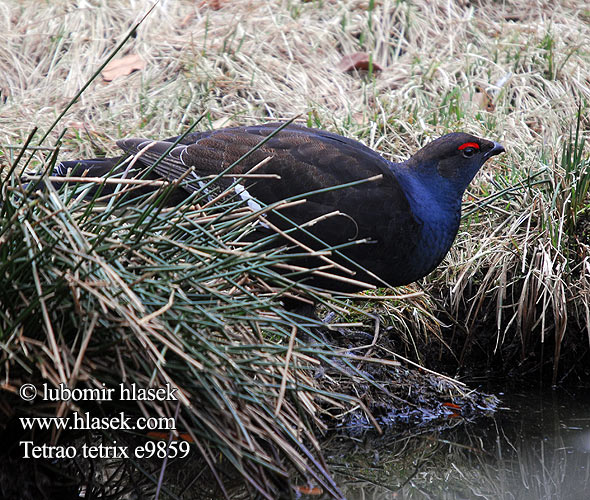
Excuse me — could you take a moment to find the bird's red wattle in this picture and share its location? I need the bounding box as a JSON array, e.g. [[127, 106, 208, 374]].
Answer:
[[458, 142, 479, 150]]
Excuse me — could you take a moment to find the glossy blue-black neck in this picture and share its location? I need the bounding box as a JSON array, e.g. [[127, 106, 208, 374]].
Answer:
[[389, 159, 469, 281]]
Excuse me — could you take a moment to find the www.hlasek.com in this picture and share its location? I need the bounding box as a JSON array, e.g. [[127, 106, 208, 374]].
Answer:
[[18, 382, 191, 460]]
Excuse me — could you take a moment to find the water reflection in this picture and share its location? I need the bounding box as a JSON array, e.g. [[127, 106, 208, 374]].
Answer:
[[323, 388, 590, 499]]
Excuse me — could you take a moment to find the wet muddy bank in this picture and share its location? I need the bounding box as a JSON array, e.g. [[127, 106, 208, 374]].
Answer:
[[319, 384, 590, 499]]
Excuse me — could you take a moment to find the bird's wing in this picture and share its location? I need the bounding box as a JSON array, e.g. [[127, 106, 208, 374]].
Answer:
[[116, 123, 422, 284], [117, 122, 387, 199]]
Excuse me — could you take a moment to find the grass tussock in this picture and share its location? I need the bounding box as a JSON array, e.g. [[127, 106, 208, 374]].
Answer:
[[0, 154, 367, 497], [1, 0, 589, 497]]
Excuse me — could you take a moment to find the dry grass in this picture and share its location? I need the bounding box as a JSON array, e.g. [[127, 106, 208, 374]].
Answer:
[[1, 0, 590, 497]]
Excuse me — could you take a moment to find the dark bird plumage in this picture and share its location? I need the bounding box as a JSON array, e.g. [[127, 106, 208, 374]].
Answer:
[[48, 123, 504, 291]]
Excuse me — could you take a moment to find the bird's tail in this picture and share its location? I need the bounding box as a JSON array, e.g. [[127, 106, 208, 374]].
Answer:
[[24, 156, 156, 200], [55, 157, 124, 178], [23, 155, 192, 206]]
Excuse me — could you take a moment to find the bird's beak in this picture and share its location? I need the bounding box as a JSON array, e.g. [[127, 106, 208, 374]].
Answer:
[[484, 142, 505, 159]]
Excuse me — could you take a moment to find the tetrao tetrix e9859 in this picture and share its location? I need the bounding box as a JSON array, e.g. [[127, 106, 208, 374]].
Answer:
[[49, 123, 505, 291]]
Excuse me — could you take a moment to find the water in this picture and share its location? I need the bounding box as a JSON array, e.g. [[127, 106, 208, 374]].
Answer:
[[325, 386, 590, 499]]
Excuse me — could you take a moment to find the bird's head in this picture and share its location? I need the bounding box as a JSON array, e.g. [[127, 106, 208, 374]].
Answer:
[[405, 132, 505, 195]]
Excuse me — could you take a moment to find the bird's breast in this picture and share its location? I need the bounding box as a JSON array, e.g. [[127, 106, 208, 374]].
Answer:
[[411, 211, 461, 279]]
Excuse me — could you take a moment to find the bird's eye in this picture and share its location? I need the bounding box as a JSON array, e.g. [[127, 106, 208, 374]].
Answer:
[[461, 147, 476, 158], [458, 142, 480, 158]]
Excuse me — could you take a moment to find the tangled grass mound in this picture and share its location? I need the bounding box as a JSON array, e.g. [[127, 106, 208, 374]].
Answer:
[[0, 140, 347, 497]]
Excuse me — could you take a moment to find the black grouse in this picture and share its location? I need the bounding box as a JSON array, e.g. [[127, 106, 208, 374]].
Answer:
[[47, 122, 505, 291]]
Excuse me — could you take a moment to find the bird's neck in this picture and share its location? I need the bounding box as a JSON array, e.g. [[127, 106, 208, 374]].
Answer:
[[393, 162, 463, 223], [391, 162, 464, 275]]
